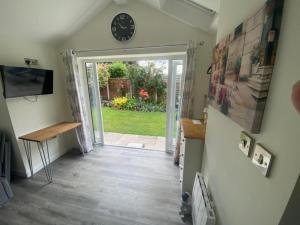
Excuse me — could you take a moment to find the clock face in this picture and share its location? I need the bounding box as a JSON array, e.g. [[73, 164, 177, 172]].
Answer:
[[111, 13, 135, 42]]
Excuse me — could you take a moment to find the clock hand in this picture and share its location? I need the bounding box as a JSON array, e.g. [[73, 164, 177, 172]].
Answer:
[[118, 23, 127, 29]]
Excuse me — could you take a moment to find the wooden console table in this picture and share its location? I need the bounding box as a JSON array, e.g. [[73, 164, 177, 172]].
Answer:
[[19, 122, 81, 183]]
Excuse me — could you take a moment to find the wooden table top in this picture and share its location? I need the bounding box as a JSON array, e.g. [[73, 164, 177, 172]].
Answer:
[[19, 122, 81, 142], [181, 118, 206, 140]]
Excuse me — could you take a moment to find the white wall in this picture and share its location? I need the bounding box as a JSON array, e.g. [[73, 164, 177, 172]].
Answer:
[[0, 82, 24, 173], [0, 35, 74, 177], [202, 0, 300, 225], [60, 0, 214, 118]]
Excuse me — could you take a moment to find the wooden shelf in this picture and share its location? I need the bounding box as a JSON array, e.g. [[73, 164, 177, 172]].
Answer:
[[181, 118, 206, 140], [19, 122, 81, 143]]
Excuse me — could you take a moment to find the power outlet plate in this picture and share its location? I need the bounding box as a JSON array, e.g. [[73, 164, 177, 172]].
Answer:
[[252, 144, 273, 177], [238, 131, 254, 157]]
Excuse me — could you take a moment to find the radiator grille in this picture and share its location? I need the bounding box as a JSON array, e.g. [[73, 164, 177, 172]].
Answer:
[[192, 173, 216, 225]]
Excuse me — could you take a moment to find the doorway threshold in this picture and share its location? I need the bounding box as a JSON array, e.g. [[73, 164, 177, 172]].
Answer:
[[103, 132, 165, 151]]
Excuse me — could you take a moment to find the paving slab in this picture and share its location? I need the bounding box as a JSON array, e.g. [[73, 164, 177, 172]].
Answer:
[[104, 132, 165, 151]]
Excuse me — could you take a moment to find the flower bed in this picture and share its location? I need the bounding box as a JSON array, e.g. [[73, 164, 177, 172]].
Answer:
[[102, 97, 166, 112]]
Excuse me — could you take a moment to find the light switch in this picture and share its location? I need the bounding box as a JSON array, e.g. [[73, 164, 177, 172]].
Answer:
[[252, 144, 273, 177], [238, 131, 254, 157]]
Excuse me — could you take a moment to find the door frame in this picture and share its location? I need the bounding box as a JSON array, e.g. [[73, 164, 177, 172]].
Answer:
[[165, 60, 186, 153], [78, 52, 187, 152], [82, 62, 105, 145]]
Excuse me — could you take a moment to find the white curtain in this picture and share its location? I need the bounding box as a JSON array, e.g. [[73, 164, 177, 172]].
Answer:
[[175, 41, 199, 163], [63, 49, 93, 154]]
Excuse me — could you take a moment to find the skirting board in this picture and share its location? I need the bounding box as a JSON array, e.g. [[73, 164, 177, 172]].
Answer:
[[12, 148, 79, 178]]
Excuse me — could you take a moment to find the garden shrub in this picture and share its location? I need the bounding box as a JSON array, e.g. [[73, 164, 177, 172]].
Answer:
[[122, 98, 138, 111], [108, 97, 166, 112], [112, 97, 128, 108], [127, 63, 166, 104], [108, 62, 129, 78], [128, 64, 147, 95], [137, 101, 166, 112], [97, 63, 110, 88]]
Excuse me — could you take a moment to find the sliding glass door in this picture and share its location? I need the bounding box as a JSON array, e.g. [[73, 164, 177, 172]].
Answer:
[[85, 62, 104, 145], [81, 55, 185, 153], [165, 59, 184, 153]]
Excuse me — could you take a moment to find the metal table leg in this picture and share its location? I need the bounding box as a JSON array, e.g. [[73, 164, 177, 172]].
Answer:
[[23, 140, 33, 178], [37, 140, 53, 183]]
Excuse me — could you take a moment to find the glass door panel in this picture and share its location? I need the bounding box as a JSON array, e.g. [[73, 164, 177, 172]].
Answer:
[[85, 62, 104, 145], [166, 60, 184, 153]]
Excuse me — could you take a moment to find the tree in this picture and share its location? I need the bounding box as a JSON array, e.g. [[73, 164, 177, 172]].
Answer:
[[108, 61, 129, 78], [127, 63, 166, 104], [128, 64, 147, 97], [97, 63, 110, 88], [144, 63, 166, 104]]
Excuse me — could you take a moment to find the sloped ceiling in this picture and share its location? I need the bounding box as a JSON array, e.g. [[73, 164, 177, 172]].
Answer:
[[0, 0, 111, 45], [141, 0, 218, 31], [0, 0, 218, 46], [190, 0, 220, 12]]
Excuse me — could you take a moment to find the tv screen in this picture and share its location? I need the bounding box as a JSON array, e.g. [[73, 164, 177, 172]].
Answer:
[[0, 66, 53, 98]]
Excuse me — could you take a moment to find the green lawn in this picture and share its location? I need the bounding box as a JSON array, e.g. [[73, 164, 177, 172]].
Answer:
[[101, 107, 166, 136]]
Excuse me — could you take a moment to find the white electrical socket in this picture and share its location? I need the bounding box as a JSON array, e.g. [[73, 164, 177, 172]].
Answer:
[[252, 144, 273, 177], [238, 131, 254, 157]]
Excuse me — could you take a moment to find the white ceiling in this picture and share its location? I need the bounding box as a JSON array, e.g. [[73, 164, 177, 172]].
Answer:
[[0, 0, 218, 46]]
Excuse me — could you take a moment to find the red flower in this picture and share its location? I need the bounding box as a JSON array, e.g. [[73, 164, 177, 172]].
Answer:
[[139, 89, 149, 100]]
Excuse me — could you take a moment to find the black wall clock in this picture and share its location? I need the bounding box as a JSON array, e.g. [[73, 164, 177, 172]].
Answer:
[[111, 13, 135, 42]]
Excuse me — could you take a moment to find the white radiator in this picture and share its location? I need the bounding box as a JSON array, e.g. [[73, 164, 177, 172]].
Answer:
[[192, 173, 216, 225]]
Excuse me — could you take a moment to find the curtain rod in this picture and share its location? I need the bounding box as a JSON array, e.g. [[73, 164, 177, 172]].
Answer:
[[70, 42, 204, 54]]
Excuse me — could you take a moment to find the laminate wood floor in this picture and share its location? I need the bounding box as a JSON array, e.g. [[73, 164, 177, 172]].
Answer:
[[0, 146, 184, 225]]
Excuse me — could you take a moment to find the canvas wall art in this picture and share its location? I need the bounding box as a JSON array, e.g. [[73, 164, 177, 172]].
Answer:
[[208, 0, 284, 133]]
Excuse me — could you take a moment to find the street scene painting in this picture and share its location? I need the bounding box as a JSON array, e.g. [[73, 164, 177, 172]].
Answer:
[[208, 0, 284, 133]]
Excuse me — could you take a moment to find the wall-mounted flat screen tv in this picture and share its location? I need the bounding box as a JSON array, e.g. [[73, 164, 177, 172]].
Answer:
[[0, 65, 53, 98]]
